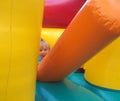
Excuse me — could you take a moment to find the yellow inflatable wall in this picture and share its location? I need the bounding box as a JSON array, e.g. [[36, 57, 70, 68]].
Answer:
[[0, 0, 44, 101], [85, 37, 120, 90], [41, 28, 64, 47]]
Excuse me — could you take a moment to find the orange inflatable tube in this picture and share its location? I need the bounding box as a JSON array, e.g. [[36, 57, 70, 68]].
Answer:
[[38, 0, 120, 81]]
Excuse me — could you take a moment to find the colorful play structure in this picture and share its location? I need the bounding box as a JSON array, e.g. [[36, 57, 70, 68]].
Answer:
[[0, 0, 120, 101]]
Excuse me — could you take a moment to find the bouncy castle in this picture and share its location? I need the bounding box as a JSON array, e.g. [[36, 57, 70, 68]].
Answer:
[[0, 0, 120, 101]]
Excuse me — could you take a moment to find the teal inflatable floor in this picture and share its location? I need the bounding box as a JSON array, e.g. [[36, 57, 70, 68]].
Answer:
[[35, 72, 120, 101]]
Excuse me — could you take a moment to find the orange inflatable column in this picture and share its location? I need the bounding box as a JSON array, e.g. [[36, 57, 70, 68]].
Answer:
[[38, 0, 120, 81]]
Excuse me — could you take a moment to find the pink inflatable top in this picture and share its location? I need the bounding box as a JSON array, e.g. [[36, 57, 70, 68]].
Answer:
[[43, 0, 86, 28]]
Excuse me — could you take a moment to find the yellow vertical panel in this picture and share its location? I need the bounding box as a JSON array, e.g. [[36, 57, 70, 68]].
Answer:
[[0, 0, 11, 101], [0, 0, 44, 101], [85, 37, 120, 90]]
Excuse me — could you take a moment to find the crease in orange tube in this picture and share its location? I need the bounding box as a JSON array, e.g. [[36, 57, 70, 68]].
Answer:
[[38, 0, 120, 82]]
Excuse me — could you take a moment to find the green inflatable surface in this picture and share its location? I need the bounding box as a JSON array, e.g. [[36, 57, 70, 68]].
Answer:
[[67, 73, 120, 101], [35, 74, 104, 101], [35, 72, 120, 101]]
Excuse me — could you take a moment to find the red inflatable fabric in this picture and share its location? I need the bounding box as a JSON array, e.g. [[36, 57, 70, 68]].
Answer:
[[43, 0, 86, 28]]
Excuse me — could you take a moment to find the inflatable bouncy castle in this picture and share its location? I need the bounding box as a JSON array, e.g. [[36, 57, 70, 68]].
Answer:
[[0, 0, 120, 101], [37, 0, 120, 101]]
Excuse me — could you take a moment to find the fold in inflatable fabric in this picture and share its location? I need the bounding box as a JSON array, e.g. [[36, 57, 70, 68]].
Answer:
[[38, 0, 120, 82], [0, 0, 44, 101], [36, 79, 104, 101]]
